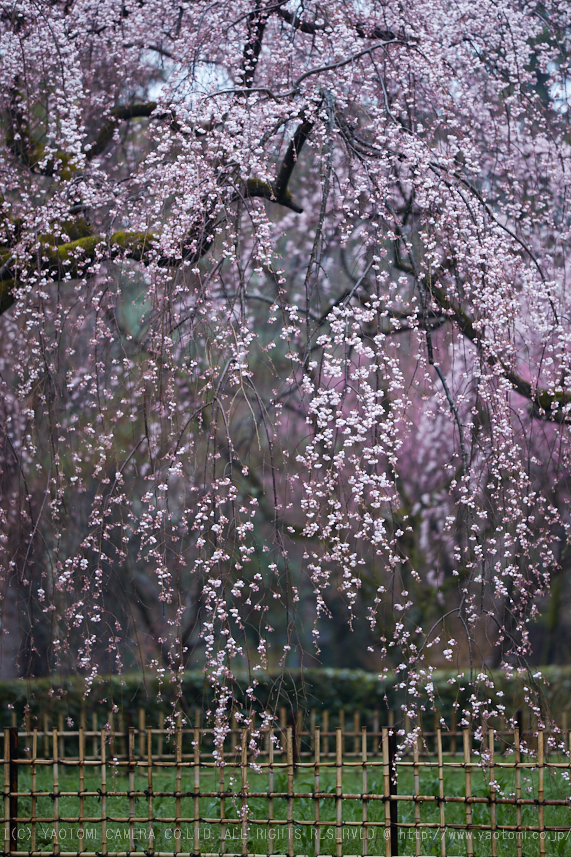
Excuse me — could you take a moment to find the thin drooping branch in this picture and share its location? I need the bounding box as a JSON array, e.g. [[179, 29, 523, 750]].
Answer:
[[431, 284, 571, 423], [6, 89, 77, 175], [211, 38, 401, 101], [303, 91, 334, 349], [418, 278, 469, 474], [276, 7, 402, 43]]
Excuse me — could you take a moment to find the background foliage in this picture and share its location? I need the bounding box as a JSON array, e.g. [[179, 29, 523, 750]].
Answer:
[[4, 667, 571, 728]]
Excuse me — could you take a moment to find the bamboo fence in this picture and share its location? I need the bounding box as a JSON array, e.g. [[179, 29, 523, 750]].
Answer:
[[2, 709, 570, 857]]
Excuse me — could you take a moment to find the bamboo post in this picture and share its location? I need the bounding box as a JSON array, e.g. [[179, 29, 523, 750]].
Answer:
[[219, 736, 226, 855], [322, 710, 329, 758], [382, 727, 392, 857], [92, 712, 98, 759], [79, 726, 85, 849], [52, 728, 59, 856], [101, 728, 107, 856], [389, 729, 398, 856], [403, 714, 411, 759], [110, 710, 116, 761], [231, 712, 238, 753], [450, 709, 456, 758], [3, 732, 7, 853], [43, 712, 49, 759], [158, 711, 164, 759], [3, 729, 14, 854], [193, 727, 200, 856], [129, 727, 136, 852], [413, 733, 421, 857], [516, 709, 523, 745], [354, 711, 360, 757], [147, 727, 154, 855], [241, 729, 249, 857], [436, 728, 446, 857], [138, 707, 145, 758], [268, 728, 274, 857], [538, 730, 545, 857], [9, 727, 17, 854], [335, 727, 343, 857], [58, 712, 64, 761], [287, 726, 295, 857], [362, 727, 368, 857], [31, 728, 37, 853], [295, 709, 303, 761], [488, 728, 497, 857], [515, 727, 522, 857], [310, 710, 316, 751], [373, 710, 380, 757], [463, 727, 473, 857], [339, 710, 345, 755], [175, 727, 182, 853], [118, 710, 126, 758], [314, 727, 320, 857], [569, 731, 571, 837]]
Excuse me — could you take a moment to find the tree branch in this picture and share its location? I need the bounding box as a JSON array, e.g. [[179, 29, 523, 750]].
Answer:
[[243, 115, 314, 213], [241, 2, 269, 89], [87, 102, 158, 158], [431, 284, 571, 423], [274, 117, 314, 201], [1, 100, 316, 314], [276, 7, 400, 42], [0, 230, 156, 313]]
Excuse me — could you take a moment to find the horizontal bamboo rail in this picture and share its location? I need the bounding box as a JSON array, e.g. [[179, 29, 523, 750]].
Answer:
[[7, 706, 565, 751]]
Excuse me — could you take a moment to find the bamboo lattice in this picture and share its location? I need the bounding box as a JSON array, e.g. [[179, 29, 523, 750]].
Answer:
[[1, 709, 570, 856]]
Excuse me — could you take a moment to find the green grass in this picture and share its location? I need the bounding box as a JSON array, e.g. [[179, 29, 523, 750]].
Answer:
[[10, 757, 571, 855]]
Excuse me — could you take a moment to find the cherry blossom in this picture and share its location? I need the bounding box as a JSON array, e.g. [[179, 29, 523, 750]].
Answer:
[[1, 0, 570, 744]]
